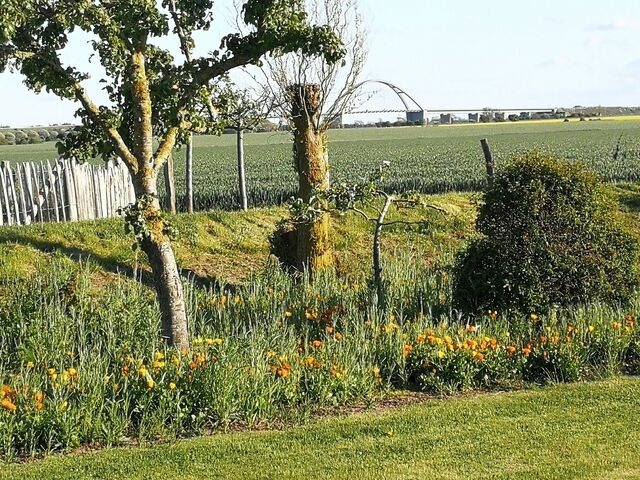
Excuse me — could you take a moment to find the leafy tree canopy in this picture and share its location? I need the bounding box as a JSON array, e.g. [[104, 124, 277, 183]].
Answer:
[[0, 0, 344, 167]]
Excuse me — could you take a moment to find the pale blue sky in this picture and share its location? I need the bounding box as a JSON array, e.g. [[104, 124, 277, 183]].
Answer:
[[1, 0, 640, 127]]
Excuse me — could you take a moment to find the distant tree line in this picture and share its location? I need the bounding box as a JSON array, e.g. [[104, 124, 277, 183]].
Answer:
[[0, 127, 72, 145], [341, 119, 427, 129]]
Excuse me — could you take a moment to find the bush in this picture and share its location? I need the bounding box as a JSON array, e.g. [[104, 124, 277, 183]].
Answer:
[[2, 132, 15, 144], [14, 131, 28, 144], [452, 151, 640, 314]]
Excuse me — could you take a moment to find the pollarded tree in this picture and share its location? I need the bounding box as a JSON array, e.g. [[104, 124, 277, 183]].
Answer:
[[0, 0, 344, 349], [255, 0, 367, 272]]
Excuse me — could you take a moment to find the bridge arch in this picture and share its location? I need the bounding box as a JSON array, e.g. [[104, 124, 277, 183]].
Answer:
[[348, 80, 425, 123]]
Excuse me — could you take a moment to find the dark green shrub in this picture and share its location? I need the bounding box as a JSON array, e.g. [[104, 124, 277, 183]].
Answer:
[[2, 132, 15, 144], [14, 130, 28, 144], [453, 151, 640, 314]]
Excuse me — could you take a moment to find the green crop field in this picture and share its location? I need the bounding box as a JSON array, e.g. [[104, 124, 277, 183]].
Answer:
[[1, 118, 640, 210]]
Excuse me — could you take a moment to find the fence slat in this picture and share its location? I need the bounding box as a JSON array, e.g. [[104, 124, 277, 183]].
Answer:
[[6, 164, 21, 225], [54, 162, 66, 222], [0, 167, 6, 225], [0, 158, 135, 227], [14, 164, 28, 225], [22, 164, 35, 223], [31, 163, 43, 222], [0, 169, 5, 226]]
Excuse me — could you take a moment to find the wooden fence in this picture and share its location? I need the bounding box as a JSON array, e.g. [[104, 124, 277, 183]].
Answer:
[[0, 159, 135, 226]]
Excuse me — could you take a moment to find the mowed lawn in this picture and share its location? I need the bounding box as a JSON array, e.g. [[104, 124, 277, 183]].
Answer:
[[3, 377, 639, 480]]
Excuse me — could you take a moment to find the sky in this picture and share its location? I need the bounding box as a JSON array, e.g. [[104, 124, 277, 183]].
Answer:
[[1, 0, 640, 127]]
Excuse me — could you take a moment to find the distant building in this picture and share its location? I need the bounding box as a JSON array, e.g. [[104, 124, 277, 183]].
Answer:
[[440, 113, 453, 124], [407, 110, 425, 124], [468, 113, 480, 123], [494, 112, 505, 122]]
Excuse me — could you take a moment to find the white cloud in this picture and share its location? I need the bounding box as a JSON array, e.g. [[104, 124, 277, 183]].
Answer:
[[594, 18, 640, 31], [538, 56, 571, 68]]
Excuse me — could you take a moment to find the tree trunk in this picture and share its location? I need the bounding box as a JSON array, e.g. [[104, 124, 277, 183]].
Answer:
[[134, 177, 189, 349], [290, 84, 334, 273], [141, 235, 189, 348], [185, 133, 194, 213], [373, 193, 393, 309], [236, 129, 248, 211]]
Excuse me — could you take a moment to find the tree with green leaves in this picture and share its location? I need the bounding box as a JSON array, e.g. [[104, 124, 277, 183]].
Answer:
[[0, 0, 344, 349], [214, 80, 273, 211]]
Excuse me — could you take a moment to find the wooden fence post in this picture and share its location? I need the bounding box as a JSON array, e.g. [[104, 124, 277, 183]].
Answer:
[[164, 154, 177, 214], [480, 138, 495, 187], [237, 128, 248, 211], [185, 133, 194, 213]]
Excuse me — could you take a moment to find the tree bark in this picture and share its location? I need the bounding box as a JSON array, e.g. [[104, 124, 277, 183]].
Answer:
[[133, 176, 189, 349], [290, 84, 334, 273], [127, 48, 190, 349], [141, 236, 189, 348], [236, 129, 248, 211], [373, 192, 393, 309]]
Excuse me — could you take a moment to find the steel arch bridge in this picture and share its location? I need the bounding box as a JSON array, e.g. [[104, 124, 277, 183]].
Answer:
[[346, 80, 425, 123]]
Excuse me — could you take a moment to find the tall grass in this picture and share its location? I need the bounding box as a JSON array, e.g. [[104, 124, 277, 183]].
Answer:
[[0, 253, 638, 460]]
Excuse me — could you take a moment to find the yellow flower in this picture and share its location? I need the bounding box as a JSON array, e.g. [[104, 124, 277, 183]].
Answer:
[[588, 325, 595, 333], [284, 310, 293, 318], [154, 352, 165, 361], [303, 357, 322, 369], [59, 401, 68, 412], [47, 368, 57, 376], [402, 344, 413, 358], [168, 382, 177, 391], [152, 360, 166, 370], [26, 361, 35, 369], [436, 350, 446, 359], [1, 399, 17, 412], [530, 313, 539, 321], [146, 379, 155, 389], [138, 366, 149, 377]]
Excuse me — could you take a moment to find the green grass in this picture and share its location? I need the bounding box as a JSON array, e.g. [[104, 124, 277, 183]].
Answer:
[[0, 192, 476, 284], [2, 119, 640, 210], [1, 377, 638, 480]]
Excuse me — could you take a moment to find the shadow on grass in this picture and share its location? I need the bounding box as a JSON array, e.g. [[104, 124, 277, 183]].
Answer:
[[0, 231, 236, 293], [614, 184, 640, 213]]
